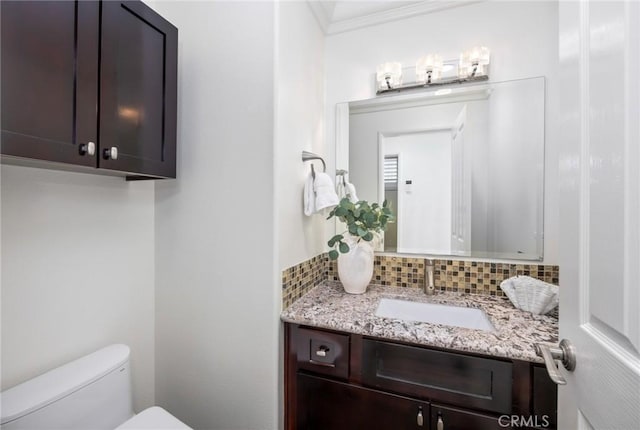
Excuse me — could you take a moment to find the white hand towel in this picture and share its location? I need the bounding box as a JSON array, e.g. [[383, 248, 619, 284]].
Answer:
[[314, 172, 340, 211], [303, 172, 316, 216], [345, 180, 359, 203]]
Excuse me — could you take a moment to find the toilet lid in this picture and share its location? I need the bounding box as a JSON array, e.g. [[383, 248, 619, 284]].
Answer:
[[115, 406, 192, 429]]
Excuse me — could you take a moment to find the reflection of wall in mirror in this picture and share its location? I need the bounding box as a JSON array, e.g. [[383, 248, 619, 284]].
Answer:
[[487, 79, 544, 257]]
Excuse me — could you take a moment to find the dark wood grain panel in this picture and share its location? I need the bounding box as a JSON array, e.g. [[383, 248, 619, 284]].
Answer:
[[99, 0, 177, 178], [298, 373, 429, 430], [363, 339, 513, 414], [1, 0, 98, 166], [532, 365, 557, 429]]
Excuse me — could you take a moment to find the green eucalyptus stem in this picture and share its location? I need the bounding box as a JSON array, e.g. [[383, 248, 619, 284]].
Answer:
[[327, 198, 394, 260]]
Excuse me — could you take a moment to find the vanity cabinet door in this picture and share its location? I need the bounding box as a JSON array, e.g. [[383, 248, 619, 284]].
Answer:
[[1, 1, 99, 167], [99, 0, 177, 178], [431, 404, 502, 430], [297, 373, 429, 430]]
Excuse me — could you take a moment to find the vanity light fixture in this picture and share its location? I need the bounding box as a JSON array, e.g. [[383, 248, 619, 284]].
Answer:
[[376, 62, 403, 90], [459, 46, 491, 78], [416, 54, 443, 84], [376, 46, 490, 95]]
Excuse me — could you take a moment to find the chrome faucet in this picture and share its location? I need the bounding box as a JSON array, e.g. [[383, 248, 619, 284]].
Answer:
[[424, 259, 435, 295]]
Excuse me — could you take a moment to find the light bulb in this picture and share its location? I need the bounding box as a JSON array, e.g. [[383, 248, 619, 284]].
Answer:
[[376, 62, 403, 90], [416, 54, 443, 84]]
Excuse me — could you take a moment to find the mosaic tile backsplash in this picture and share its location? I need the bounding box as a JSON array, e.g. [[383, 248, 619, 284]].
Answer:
[[282, 254, 327, 309], [282, 254, 559, 308]]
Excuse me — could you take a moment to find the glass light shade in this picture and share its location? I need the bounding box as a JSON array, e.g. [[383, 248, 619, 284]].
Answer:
[[459, 46, 490, 78], [376, 62, 403, 90], [415, 54, 443, 83]]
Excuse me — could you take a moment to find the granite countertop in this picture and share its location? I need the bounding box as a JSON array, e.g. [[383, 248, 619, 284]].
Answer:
[[281, 282, 559, 363]]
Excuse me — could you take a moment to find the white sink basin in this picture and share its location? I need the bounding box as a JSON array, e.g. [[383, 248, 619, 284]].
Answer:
[[375, 298, 496, 332]]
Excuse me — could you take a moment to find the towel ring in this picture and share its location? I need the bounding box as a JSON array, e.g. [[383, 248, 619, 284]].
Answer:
[[302, 151, 326, 175]]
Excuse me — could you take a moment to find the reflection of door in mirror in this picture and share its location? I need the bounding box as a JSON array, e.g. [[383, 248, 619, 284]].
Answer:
[[381, 130, 453, 254]]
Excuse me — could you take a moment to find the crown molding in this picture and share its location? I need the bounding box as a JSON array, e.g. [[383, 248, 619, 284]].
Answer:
[[307, 1, 333, 34], [327, 1, 481, 35]]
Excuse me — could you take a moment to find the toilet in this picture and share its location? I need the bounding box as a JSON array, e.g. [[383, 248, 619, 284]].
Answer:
[[0, 344, 191, 429]]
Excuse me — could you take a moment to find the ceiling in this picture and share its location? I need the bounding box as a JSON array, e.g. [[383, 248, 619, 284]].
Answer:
[[308, 1, 479, 35]]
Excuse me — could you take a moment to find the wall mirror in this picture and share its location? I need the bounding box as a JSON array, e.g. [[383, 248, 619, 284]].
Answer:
[[336, 76, 545, 261]]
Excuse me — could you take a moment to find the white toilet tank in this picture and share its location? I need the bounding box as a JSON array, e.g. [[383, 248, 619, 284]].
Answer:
[[0, 344, 134, 430]]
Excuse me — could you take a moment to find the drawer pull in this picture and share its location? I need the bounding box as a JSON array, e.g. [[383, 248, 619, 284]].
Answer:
[[437, 412, 444, 430], [416, 407, 424, 427], [315, 345, 330, 357], [309, 359, 336, 368]]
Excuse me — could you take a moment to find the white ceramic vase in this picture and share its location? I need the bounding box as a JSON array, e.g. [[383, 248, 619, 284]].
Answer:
[[337, 235, 374, 294]]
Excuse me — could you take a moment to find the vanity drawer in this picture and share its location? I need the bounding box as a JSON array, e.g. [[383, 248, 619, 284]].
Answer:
[[295, 327, 349, 380], [362, 339, 512, 414]]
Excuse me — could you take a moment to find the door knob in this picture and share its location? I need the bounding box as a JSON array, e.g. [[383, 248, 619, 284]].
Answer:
[[79, 141, 96, 156], [535, 339, 576, 385], [103, 146, 118, 160]]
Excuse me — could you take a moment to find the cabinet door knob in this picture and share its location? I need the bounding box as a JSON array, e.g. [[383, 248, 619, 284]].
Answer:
[[103, 146, 118, 160], [79, 141, 96, 156], [416, 407, 424, 427], [437, 413, 444, 430]]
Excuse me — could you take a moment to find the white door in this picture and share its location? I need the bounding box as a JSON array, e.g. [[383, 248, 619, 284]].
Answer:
[[558, 1, 640, 429]]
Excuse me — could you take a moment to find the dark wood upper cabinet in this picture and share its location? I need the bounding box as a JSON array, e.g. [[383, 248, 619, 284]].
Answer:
[[99, 1, 177, 178], [0, 0, 177, 179], [1, 1, 99, 167]]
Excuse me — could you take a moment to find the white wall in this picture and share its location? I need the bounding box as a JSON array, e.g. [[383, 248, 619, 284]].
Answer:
[[0, 165, 155, 412], [276, 2, 326, 271], [149, 2, 279, 429], [326, 1, 559, 263]]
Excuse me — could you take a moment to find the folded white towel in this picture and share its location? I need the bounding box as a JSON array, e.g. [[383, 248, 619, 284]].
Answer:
[[345, 180, 359, 203], [314, 172, 340, 211], [303, 172, 316, 216]]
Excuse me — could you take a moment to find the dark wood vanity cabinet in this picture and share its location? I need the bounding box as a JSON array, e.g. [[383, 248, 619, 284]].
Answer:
[[298, 374, 430, 430], [1, 0, 177, 179], [285, 324, 557, 430]]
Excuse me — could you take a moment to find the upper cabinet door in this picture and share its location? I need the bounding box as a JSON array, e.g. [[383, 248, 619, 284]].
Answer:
[[99, 1, 178, 178], [1, 1, 99, 167]]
